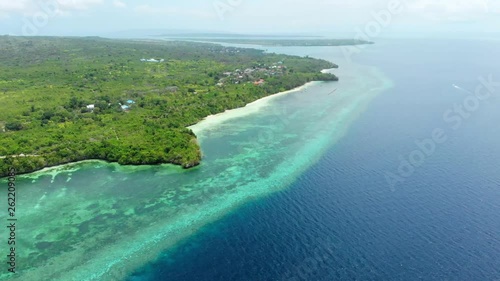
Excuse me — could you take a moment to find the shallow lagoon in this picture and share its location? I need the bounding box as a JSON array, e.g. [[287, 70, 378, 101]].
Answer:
[[2, 49, 391, 280]]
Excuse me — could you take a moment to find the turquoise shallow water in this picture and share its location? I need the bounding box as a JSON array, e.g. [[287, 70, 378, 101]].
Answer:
[[1, 48, 391, 280], [129, 39, 500, 281]]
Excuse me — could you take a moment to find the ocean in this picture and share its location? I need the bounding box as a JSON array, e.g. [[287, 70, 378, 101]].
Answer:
[[5, 38, 500, 281]]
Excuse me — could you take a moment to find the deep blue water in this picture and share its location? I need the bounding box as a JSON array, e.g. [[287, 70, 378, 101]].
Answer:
[[128, 39, 500, 281]]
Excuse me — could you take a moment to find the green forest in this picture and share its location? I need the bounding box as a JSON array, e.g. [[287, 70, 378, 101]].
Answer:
[[0, 36, 338, 177]]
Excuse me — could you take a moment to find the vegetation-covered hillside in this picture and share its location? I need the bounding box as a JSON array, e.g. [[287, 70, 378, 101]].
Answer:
[[0, 36, 338, 176]]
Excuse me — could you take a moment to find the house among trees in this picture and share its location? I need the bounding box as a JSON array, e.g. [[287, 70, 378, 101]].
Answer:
[[140, 58, 165, 63], [254, 79, 265, 86]]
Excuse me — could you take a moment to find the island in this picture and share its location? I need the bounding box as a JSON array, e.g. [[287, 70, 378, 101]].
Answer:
[[176, 38, 374, 47], [0, 36, 340, 177]]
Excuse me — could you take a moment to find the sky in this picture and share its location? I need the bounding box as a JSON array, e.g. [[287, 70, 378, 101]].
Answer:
[[0, 0, 499, 38]]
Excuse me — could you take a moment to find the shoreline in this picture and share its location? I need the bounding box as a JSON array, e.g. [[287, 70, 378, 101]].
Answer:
[[6, 72, 334, 179], [8, 158, 190, 181], [7, 61, 394, 280], [189, 80, 323, 135]]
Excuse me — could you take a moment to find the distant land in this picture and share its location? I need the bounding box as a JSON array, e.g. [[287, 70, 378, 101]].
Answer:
[[176, 38, 374, 47], [156, 33, 322, 38], [104, 30, 372, 47], [106, 29, 323, 39], [0, 36, 343, 177]]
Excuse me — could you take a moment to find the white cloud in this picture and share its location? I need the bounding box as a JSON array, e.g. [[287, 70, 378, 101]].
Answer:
[[0, 0, 105, 21], [1, 0, 500, 35], [0, 0, 29, 12], [135, 4, 216, 20], [57, 0, 104, 11], [0, 0, 32, 14], [113, 0, 126, 8], [0, 0, 32, 17], [0, 0, 103, 16], [405, 0, 494, 22]]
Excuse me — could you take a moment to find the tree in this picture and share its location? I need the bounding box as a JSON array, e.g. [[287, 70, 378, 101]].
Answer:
[[5, 121, 23, 131]]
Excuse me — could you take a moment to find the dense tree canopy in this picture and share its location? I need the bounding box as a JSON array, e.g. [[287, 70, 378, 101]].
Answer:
[[0, 36, 338, 177]]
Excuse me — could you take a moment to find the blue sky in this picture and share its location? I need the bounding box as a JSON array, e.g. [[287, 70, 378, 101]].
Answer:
[[0, 0, 499, 37]]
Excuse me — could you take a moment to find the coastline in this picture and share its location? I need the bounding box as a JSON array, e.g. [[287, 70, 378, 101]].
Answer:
[[6, 61, 394, 281], [189, 79, 323, 135], [8, 75, 332, 179]]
